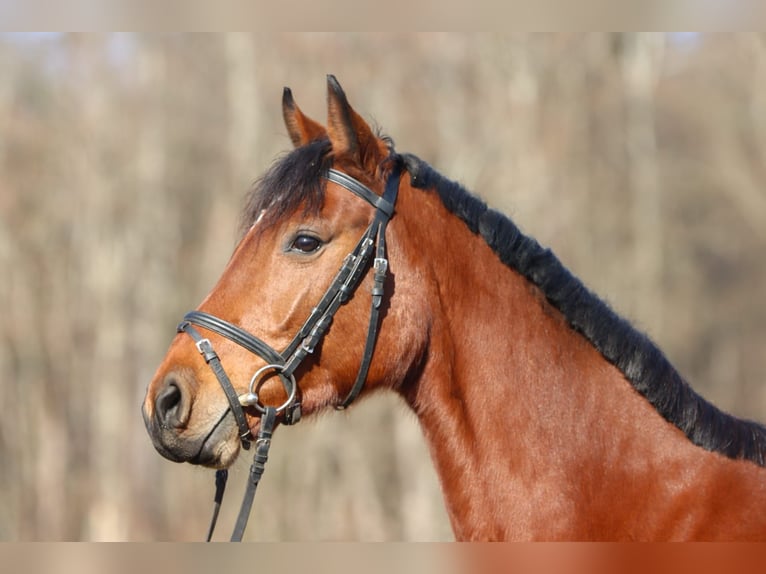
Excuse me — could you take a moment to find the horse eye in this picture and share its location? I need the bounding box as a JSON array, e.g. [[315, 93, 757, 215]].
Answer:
[[291, 235, 322, 253]]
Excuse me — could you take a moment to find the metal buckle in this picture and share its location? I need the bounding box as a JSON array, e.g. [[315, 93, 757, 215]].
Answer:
[[300, 338, 315, 355], [374, 257, 388, 274], [195, 338, 212, 355]]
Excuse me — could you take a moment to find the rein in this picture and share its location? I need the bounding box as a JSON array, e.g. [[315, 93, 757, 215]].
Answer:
[[176, 160, 403, 541]]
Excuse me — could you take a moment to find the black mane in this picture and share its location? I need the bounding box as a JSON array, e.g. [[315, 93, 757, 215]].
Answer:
[[402, 152, 766, 467], [241, 141, 766, 466]]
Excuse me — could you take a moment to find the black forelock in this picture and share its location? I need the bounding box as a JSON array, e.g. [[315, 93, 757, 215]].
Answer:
[[240, 131, 397, 236], [240, 138, 333, 235]]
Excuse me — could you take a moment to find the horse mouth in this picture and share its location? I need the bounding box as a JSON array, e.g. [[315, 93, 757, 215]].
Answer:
[[144, 401, 264, 468], [189, 410, 244, 468], [190, 408, 268, 468]]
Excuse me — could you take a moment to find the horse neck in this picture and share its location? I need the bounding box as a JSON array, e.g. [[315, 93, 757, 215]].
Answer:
[[393, 184, 763, 540]]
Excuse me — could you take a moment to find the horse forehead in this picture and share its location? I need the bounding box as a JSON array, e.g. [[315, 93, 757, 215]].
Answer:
[[235, 183, 374, 259]]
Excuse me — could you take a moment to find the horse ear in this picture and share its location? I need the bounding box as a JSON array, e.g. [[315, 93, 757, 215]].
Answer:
[[282, 87, 327, 147], [326, 74, 388, 172]]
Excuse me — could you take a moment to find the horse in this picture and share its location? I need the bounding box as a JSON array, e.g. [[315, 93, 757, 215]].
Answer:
[[142, 75, 766, 541]]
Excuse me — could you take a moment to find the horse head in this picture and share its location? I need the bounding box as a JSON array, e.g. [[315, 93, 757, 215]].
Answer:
[[142, 76, 427, 469]]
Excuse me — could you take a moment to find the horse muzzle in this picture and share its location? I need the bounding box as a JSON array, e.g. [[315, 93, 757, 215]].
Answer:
[[142, 370, 239, 467]]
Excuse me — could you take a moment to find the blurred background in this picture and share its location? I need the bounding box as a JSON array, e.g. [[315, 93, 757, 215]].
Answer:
[[1, 33, 766, 541]]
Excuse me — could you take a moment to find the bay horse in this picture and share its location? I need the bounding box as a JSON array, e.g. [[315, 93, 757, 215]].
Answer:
[[142, 75, 766, 541]]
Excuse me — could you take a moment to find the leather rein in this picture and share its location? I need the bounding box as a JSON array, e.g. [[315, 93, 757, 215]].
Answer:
[[176, 159, 403, 541]]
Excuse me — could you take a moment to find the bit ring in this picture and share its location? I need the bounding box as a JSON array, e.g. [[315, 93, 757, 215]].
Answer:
[[238, 363, 297, 414]]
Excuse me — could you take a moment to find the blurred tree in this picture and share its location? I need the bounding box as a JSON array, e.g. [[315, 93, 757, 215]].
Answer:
[[0, 33, 764, 541], [620, 33, 666, 336]]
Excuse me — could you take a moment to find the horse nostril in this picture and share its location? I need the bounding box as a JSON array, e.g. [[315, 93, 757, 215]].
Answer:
[[155, 377, 189, 428]]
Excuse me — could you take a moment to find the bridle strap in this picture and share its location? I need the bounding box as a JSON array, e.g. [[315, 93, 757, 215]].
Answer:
[[183, 311, 285, 365], [180, 159, 402, 541], [178, 321, 253, 449], [206, 468, 228, 541], [279, 226, 377, 375], [230, 406, 276, 541], [325, 169, 395, 217], [335, 165, 401, 408]]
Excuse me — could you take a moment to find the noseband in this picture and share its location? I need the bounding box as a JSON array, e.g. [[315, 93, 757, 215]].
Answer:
[[175, 159, 402, 541]]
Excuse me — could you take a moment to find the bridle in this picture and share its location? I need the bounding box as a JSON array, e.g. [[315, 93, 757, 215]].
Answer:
[[176, 158, 403, 541]]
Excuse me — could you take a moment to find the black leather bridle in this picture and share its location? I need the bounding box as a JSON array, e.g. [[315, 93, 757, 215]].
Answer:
[[176, 159, 403, 541]]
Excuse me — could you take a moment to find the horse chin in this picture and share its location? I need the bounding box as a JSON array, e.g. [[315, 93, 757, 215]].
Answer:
[[198, 439, 240, 469], [193, 408, 273, 469], [190, 414, 242, 469], [193, 411, 266, 469]]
